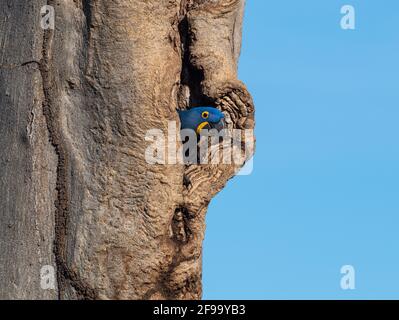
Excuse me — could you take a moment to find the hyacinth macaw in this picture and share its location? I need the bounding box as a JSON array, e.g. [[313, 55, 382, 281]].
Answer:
[[178, 106, 225, 134]]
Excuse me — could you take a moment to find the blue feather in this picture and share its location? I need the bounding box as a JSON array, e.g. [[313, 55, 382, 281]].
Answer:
[[179, 106, 225, 132]]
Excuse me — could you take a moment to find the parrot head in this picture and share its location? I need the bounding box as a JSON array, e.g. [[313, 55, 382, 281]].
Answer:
[[178, 106, 225, 134]]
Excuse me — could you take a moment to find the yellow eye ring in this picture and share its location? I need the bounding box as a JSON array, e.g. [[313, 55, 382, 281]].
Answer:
[[202, 111, 209, 119]]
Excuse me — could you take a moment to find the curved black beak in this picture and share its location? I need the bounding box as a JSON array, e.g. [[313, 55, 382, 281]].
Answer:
[[209, 118, 225, 131]]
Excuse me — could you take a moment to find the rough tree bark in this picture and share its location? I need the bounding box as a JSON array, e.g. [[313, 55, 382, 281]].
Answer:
[[0, 0, 254, 299]]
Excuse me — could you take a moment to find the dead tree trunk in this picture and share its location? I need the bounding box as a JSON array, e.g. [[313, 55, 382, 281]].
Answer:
[[0, 0, 254, 299]]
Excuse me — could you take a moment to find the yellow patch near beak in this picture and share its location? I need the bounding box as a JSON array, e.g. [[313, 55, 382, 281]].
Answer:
[[196, 121, 209, 134]]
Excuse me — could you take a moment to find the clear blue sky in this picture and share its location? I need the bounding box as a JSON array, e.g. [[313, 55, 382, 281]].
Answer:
[[203, 0, 399, 299]]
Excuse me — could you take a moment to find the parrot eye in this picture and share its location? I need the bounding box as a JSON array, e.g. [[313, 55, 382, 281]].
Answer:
[[202, 111, 209, 119]]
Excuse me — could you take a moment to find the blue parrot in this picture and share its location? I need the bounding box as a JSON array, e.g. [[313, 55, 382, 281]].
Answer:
[[178, 106, 225, 134]]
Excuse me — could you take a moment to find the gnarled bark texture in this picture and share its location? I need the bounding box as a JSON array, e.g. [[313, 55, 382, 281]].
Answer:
[[0, 0, 254, 299]]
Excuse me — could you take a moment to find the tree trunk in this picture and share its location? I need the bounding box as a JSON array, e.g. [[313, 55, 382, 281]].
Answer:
[[0, 0, 254, 300]]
